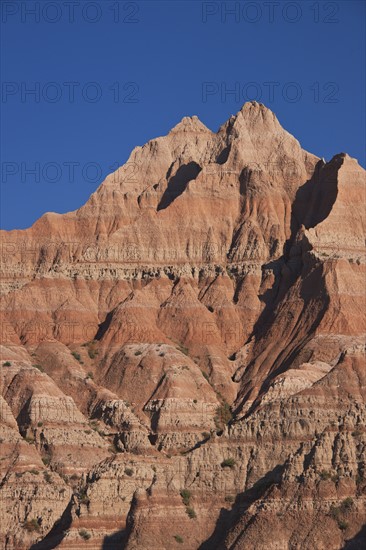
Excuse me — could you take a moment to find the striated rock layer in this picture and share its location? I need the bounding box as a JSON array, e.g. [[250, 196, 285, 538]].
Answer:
[[0, 102, 365, 549]]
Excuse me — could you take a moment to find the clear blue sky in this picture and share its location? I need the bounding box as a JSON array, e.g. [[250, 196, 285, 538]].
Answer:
[[1, 0, 365, 229]]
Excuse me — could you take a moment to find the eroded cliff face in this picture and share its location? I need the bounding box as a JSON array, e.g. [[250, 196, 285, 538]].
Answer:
[[0, 102, 365, 549]]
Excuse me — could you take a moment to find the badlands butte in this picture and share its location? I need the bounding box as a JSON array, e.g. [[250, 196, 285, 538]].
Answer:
[[0, 101, 365, 550]]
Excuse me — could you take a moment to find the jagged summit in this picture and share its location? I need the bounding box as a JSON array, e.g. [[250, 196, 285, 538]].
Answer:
[[0, 105, 365, 550], [169, 114, 212, 134], [169, 102, 279, 137]]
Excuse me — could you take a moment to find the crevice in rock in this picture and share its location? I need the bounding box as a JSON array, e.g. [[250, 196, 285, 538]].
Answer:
[[216, 145, 231, 165], [157, 161, 202, 211], [29, 499, 73, 550], [199, 463, 285, 550]]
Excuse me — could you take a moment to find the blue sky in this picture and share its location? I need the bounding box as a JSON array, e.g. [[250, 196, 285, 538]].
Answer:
[[1, 0, 365, 229]]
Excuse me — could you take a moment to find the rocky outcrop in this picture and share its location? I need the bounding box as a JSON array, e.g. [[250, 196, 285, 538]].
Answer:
[[0, 102, 365, 549]]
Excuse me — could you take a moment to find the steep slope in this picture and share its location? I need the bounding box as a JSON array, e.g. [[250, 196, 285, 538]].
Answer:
[[0, 102, 365, 549]]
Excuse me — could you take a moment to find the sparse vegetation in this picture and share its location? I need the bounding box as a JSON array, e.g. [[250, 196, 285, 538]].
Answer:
[[202, 431, 210, 439], [42, 456, 50, 466], [329, 504, 340, 520], [43, 471, 52, 483], [180, 489, 191, 506], [79, 528, 91, 540], [33, 364, 44, 372], [186, 506, 197, 519], [329, 499, 353, 531], [71, 351, 81, 361], [215, 403, 232, 429], [29, 469, 39, 475], [174, 534, 184, 543], [86, 371, 94, 380], [37, 421, 43, 427], [24, 518, 40, 532], [221, 458, 236, 469], [3, 361, 11, 367], [201, 370, 209, 381], [125, 468, 133, 477], [134, 350, 142, 356], [225, 495, 235, 503], [340, 497, 354, 512]]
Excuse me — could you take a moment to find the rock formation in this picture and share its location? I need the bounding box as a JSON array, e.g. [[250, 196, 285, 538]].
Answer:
[[0, 101, 365, 549]]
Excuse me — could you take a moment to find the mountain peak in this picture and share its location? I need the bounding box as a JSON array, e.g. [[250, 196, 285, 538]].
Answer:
[[169, 115, 212, 134]]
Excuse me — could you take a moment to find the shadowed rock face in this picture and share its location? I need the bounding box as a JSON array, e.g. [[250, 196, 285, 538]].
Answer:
[[0, 101, 365, 549]]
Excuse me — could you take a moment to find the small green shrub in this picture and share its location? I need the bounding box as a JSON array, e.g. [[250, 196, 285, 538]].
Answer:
[[29, 469, 39, 475], [186, 507, 196, 519], [71, 351, 81, 361], [86, 371, 94, 380], [42, 456, 50, 466], [37, 421, 43, 427], [24, 518, 40, 532], [125, 468, 133, 477], [215, 403, 233, 429], [329, 504, 341, 520], [319, 470, 332, 481], [180, 489, 191, 506], [341, 497, 354, 512], [134, 350, 142, 356], [338, 519, 348, 531], [3, 361, 11, 367], [174, 534, 184, 543], [33, 364, 44, 372], [79, 529, 91, 540], [221, 458, 236, 469], [88, 349, 97, 359], [225, 495, 235, 503], [43, 471, 52, 483]]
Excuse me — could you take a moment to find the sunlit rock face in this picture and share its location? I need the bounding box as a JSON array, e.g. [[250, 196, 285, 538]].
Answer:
[[0, 102, 365, 550]]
